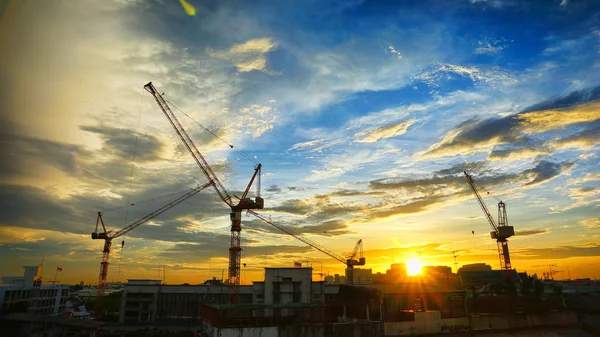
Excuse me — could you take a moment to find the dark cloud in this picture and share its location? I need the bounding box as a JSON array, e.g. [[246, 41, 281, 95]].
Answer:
[[422, 117, 521, 157], [552, 123, 600, 149], [514, 228, 549, 236], [266, 184, 282, 193], [422, 85, 600, 158], [522, 160, 573, 187], [365, 160, 572, 220], [0, 184, 84, 233], [434, 161, 489, 176], [516, 244, 600, 260], [80, 125, 163, 161], [367, 195, 446, 220], [317, 189, 384, 198], [287, 186, 306, 191], [270, 199, 312, 214], [520, 85, 600, 114], [243, 216, 352, 238], [487, 145, 551, 161], [0, 117, 87, 179], [159, 241, 312, 263]]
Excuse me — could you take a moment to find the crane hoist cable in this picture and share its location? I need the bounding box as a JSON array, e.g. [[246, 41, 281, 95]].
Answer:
[[100, 188, 196, 213], [163, 96, 259, 165], [165, 99, 242, 196]]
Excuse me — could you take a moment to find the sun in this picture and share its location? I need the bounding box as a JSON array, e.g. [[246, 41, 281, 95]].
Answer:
[[407, 258, 422, 276]]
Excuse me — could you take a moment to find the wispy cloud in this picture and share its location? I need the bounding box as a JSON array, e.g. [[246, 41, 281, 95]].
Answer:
[[385, 45, 404, 60], [354, 120, 415, 143], [413, 63, 517, 91], [207, 38, 278, 73], [475, 38, 509, 55], [420, 85, 600, 158]]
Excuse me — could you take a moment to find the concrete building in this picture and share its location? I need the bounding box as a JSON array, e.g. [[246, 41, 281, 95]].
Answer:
[[458, 263, 492, 272], [119, 268, 340, 324], [0, 266, 68, 315]]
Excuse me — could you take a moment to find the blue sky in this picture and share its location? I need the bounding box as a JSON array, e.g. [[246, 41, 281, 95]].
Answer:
[[0, 0, 599, 284]]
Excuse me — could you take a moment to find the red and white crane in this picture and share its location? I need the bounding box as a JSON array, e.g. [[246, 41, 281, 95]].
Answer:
[[248, 210, 365, 284], [463, 171, 514, 271], [144, 82, 263, 302], [92, 182, 211, 298]]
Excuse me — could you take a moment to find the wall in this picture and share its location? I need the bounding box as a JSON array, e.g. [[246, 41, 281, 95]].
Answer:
[[264, 268, 312, 305], [213, 327, 278, 337], [384, 311, 578, 336], [440, 317, 469, 332]]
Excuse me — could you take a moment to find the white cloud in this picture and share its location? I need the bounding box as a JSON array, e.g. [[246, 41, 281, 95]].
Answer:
[[207, 38, 278, 73], [354, 120, 415, 143], [413, 63, 517, 90], [385, 45, 404, 60], [238, 103, 280, 138], [475, 38, 508, 55]]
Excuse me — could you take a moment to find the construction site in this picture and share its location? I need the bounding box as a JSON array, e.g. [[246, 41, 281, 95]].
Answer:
[[1, 82, 597, 337]]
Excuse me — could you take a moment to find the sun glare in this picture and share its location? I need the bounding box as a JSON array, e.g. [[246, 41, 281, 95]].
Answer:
[[407, 258, 422, 276]]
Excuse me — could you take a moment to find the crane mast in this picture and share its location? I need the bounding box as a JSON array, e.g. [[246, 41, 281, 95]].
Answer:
[[248, 210, 365, 284], [92, 182, 211, 298], [463, 171, 514, 271], [144, 82, 263, 303]]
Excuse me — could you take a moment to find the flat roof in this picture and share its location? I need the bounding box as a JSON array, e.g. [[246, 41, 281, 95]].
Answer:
[[265, 267, 313, 270], [0, 313, 106, 328]]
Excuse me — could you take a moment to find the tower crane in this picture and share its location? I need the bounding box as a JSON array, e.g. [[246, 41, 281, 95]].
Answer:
[[144, 82, 263, 302], [248, 210, 365, 284], [92, 182, 211, 298], [533, 264, 559, 280], [463, 171, 515, 271]]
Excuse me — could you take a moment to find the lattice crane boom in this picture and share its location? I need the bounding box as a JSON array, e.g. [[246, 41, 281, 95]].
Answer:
[[463, 171, 498, 232], [247, 210, 365, 284], [144, 82, 233, 207], [463, 171, 514, 271], [247, 210, 347, 264], [113, 182, 212, 238], [92, 182, 211, 299], [348, 239, 363, 261]]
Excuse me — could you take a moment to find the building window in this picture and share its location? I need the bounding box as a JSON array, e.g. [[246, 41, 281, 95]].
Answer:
[[282, 277, 292, 282], [256, 294, 264, 299]]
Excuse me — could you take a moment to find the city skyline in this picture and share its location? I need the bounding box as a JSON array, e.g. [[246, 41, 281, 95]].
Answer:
[[1, 0, 599, 285]]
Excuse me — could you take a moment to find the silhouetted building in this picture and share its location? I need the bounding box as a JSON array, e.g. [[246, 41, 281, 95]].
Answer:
[[458, 263, 492, 272], [390, 263, 408, 282], [423, 266, 452, 278], [353, 268, 373, 285], [373, 272, 387, 284], [458, 269, 520, 288], [119, 268, 340, 324]]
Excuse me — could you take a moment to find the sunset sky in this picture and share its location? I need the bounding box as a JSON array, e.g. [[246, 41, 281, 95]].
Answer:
[[1, 0, 599, 285]]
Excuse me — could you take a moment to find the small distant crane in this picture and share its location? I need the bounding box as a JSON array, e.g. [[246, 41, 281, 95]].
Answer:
[[248, 210, 365, 284], [92, 182, 211, 298], [464, 171, 515, 271], [533, 264, 559, 280]]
